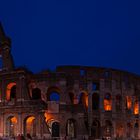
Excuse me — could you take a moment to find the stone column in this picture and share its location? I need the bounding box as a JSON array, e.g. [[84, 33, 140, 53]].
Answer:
[[1, 79, 5, 104], [100, 79, 105, 138], [35, 114, 40, 138], [87, 81, 92, 136], [17, 75, 25, 102], [113, 121, 117, 139], [18, 113, 22, 135], [1, 113, 4, 136]]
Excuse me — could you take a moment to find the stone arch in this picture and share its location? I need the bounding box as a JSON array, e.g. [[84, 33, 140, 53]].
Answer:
[[104, 93, 112, 111], [116, 122, 124, 138], [24, 116, 36, 137], [126, 122, 132, 138], [103, 120, 112, 138], [47, 86, 61, 101], [66, 118, 76, 138], [91, 120, 100, 138], [78, 91, 88, 108], [6, 82, 16, 101], [69, 92, 74, 104], [115, 94, 122, 111], [134, 121, 139, 138], [32, 88, 41, 100], [92, 92, 100, 110], [47, 119, 60, 137], [134, 96, 139, 115], [6, 116, 18, 137]]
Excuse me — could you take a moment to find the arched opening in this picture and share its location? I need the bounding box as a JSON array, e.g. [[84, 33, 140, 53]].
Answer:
[[134, 121, 139, 138], [126, 123, 132, 138], [116, 123, 124, 138], [66, 119, 76, 138], [6, 83, 16, 101], [92, 93, 99, 110], [134, 97, 139, 115], [103, 120, 112, 138], [49, 92, 60, 101], [6, 116, 17, 137], [24, 116, 36, 137], [92, 82, 100, 91], [79, 92, 88, 108], [52, 122, 60, 137], [47, 87, 61, 101], [91, 120, 100, 138], [32, 88, 41, 100], [116, 94, 122, 111], [104, 93, 112, 111], [47, 119, 60, 137], [69, 92, 74, 104], [10, 85, 16, 99]]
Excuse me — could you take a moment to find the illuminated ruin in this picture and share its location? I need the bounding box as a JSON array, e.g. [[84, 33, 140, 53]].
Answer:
[[0, 23, 140, 140]]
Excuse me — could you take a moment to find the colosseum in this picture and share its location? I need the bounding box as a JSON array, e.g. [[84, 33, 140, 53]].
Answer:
[[0, 22, 140, 140]]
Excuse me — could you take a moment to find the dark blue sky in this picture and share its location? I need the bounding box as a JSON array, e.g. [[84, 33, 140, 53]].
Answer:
[[0, 0, 140, 74]]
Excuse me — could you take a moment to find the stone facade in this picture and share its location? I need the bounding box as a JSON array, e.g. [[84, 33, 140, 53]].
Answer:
[[0, 23, 140, 140]]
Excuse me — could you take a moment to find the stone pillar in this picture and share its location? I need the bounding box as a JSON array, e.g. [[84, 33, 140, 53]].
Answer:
[[112, 95, 116, 114], [36, 112, 45, 139], [88, 92, 92, 136], [112, 80, 116, 114], [1, 80, 5, 104], [100, 79, 104, 111], [18, 113, 22, 135], [17, 75, 25, 102], [100, 79, 105, 138], [1, 113, 4, 136], [113, 122, 116, 138], [35, 114, 40, 138], [3, 114, 6, 136], [60, 115, 66, 138]]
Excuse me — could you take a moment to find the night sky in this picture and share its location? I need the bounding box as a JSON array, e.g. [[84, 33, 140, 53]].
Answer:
[[0, 0, 140, 74]]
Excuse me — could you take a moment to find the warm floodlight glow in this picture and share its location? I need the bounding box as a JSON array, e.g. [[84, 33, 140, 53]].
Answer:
[[126, 96, 132, 110], [104, 93, 112, 111], [6, 82, 16, 101], [11, 117, 17, 124], [134, 98, 139, 115], [44, 111, 54, 123], [26, 116, 35, 124], [79, 92, 88, 108], [85, 95, 88, 108], [104, 99, 112, 111], [26, 116, 35, 135]]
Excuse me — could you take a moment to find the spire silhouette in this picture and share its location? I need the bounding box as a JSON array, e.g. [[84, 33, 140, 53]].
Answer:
[[0, 22, 14, 71]]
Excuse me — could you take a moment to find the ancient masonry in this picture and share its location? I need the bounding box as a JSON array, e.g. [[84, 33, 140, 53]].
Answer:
[[0, 23, 140, 140]]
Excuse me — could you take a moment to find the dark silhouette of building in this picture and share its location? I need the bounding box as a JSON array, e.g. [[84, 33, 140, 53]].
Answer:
[[0, 23, 140, 140]]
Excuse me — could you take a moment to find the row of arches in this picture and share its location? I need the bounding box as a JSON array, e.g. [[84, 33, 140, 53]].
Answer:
[[72, 92, 139, 115], [6, 116, 36, 137], [5, 84, 61, 102], [47, 118, 76, 138], [77, 92, 139, 114], [30, 87, 61, 101], [91, 120, 139, 139], [7, 117, 136, 139], [103, 93, 139, 115], [5, 83, 140, 115], [6, 116, 77, 138]]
